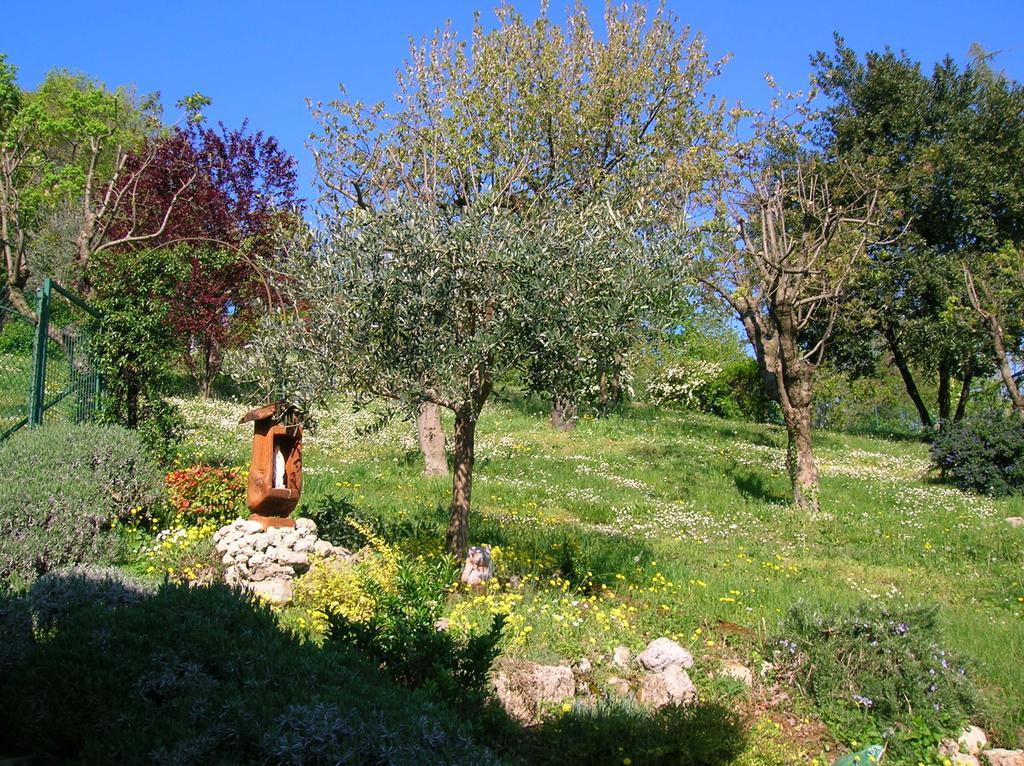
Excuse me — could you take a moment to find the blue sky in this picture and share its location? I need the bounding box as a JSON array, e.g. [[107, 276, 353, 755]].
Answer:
[[7, 1, 1024, 202]]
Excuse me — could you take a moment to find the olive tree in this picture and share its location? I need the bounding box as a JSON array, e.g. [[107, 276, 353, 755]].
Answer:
[[275, 3, 726, 556]]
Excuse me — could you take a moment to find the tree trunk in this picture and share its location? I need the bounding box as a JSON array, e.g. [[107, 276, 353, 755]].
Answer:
[[550, 394, 578, 432], [953, 372, 973, 423], [417, 400, 449, 476], [937, 358, 951, 424], [990, 323, 1024, 421], [883, 324, 933, 430], [446, 408, 476, 559], [780, 374, 820, 515]]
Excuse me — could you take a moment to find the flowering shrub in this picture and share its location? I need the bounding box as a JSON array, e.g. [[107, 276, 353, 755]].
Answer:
[[647, 358, 775, 422], [163, 464, 248, 529], [291, 518, 399, 635], [648, 359, 724, 408], [772, 603, 976, 760]]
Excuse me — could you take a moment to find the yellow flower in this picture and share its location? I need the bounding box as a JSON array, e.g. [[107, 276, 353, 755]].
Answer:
[[561, 702, 572, 713]]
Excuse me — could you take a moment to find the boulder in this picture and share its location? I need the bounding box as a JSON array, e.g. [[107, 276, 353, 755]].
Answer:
[[960, 726, 989, 756], [983, 751, 1024, 766], [248, 579, 293, 604], [612, 645, 632, 669], [637, 665, 697, 709], [492, 661, 575, 723], [605, 676, 631, 697], [636, 637, 693, 671]]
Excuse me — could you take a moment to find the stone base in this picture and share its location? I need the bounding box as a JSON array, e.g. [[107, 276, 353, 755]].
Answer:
[[213, 517, 352, 604]]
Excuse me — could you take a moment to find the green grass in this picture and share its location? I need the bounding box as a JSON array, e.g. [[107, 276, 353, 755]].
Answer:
[[174, 394, 1024, 754]]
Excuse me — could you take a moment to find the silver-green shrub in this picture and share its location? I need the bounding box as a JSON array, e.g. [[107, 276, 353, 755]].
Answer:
[[0, 423, 164, 588]]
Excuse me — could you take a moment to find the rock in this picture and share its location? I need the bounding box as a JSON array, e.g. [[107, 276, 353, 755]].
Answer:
[[637, 665, 697, 709], [293, 537, 314, 553], [492, 661, 575, 723], [461, 546, 493, 586], [721, 660, 753, 687], [636, 637, 694, 671], [960, 726, 989, 756], [248, 579, 293, 604], [612, 645, 632, 669], [1005, 517, 1024, 528], [332, 545, 352, 559], [983, 751, 1024, 766], [574, 658, 593, 674], [226, 541, 241, 557], [239, 519, 264, 534], [605, 676, 631, 697], [295, 517, 317, 534], [279, 549, 309, 569], [248, 551, 267, 568], [313, 539, 334, 556]]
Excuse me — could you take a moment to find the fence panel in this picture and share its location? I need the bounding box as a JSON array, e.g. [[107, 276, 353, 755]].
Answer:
[[0, 279, 101, 442]]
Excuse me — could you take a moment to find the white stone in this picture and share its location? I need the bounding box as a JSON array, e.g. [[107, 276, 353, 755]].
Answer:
[[721, 660, 753, 687], [239, 520, 264, 534], [248, 552, 267, 568], [612, 645, 632, 669], [574, 658, 593, 674], [248, 579, 293, 604], [295, 517, 317, 534], [959, 726, 989, 756], [312, 540, 334, 556], [1005, 517, 1024, 528], [221, 553, 234, 566], [636, 637, 693, 671], [293, 537, 314, 553], [637, 665, 697, 709]]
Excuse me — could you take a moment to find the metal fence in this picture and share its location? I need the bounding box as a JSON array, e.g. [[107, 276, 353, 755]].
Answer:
[[0, 278, 101, 441]]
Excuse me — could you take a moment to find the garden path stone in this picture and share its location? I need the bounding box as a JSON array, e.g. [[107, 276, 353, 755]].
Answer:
[[636, 637, 694, 671], [612, 645, 631, 669]]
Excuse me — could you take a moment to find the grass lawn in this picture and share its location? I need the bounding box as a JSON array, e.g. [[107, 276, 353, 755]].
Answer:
[[174, 394, 1024, 755]]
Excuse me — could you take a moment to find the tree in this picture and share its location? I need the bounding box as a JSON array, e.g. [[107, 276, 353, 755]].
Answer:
[[813, 39, 1024, 429], [700, 105, 889, 513], [281, 3, 725, 557], [108, 119, 299, 395]]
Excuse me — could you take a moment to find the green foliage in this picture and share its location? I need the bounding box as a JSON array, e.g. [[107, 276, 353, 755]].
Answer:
[[0, 422, 164, 588], [300, 493, 370, 550], [0, 316, 34, 355], [91, 247, 189, 431], [0, 579, 502, 765], [328, 555, 504, 711], [930, 413, 1024, 495], [773, 603, 976, 760]]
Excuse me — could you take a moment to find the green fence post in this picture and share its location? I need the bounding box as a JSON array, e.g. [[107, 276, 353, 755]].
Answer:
[[28, 278, 52, 427]]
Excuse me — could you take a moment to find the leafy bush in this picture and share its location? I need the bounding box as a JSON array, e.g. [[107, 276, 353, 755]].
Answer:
[[772, 603, 976, 760], [163, 463, 248, 529], [300, 493, 371, 549], [0, 579, 502, 765], [328, 555, 503, 712], [930, 413, 1024, 495], [0, 316, 34, 355], [0, 422, 164, 588], [135, 397, 187, 465]]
